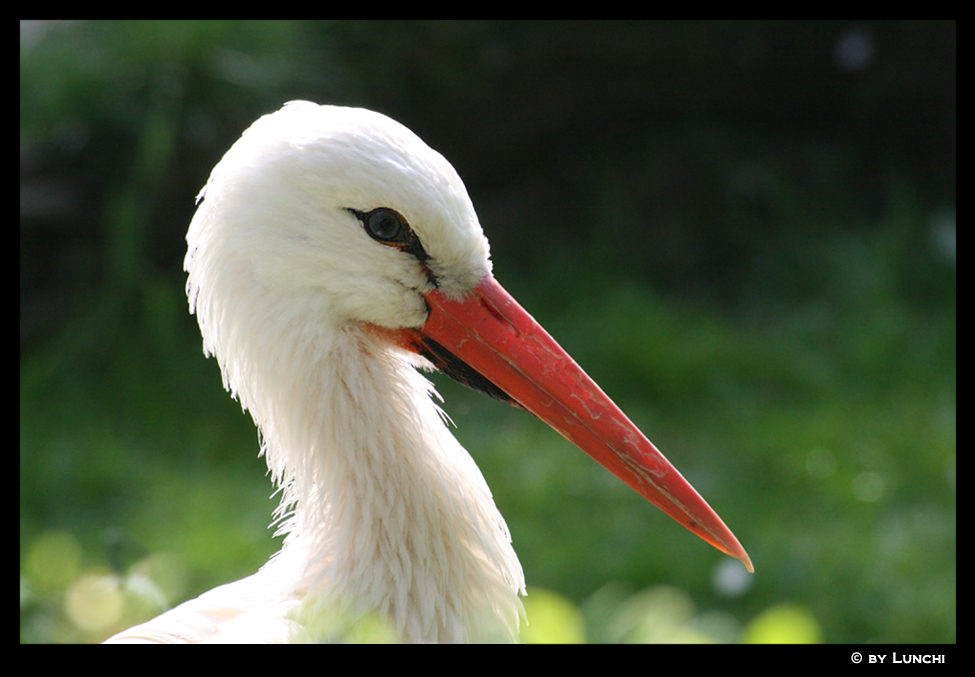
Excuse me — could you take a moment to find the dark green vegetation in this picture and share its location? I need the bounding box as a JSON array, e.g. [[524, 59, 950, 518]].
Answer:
[[21, 21, 954, 643]]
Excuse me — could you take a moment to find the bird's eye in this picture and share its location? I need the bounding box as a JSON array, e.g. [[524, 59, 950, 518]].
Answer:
[[346, 207, 435, 284], [363, 208, 407, 244]]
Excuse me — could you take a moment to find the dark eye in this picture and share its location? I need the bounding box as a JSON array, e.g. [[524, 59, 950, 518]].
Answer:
[[345, 206, 436, 286], [363, 208, 407, 244]]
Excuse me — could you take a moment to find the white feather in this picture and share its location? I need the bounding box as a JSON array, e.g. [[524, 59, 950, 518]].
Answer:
[[108, 102, 524, 643]]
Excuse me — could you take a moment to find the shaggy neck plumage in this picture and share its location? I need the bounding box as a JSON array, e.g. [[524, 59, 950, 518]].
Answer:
[[222, 308, 525, 642]]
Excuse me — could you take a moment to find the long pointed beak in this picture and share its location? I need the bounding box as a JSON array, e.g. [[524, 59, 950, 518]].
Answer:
[[405, 275, 752, 572]]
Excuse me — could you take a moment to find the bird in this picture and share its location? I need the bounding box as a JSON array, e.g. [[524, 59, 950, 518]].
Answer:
[[106, 101, 751, 644]]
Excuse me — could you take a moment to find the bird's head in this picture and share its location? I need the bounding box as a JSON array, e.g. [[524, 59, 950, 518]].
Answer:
[[187, 101, 490, 335]]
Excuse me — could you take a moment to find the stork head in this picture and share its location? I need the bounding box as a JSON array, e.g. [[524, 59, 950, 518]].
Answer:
[[184, 102, 752, 573], [186, 101, 490, 334]]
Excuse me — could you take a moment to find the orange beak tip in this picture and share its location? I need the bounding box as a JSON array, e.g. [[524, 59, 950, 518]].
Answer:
[[739, 553, 755, 574]]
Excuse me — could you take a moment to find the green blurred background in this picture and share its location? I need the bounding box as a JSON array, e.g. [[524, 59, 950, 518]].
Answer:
[[20, 21, 955, 643]]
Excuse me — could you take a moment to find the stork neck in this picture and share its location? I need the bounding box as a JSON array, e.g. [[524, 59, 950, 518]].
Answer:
[[253, 326, 524, 642]]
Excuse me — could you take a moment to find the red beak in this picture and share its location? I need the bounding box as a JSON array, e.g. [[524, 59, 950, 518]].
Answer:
[[395, 275, 752, 572]]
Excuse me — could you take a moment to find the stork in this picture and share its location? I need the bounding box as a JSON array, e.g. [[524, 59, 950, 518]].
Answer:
[[106, 102, 751, 644]]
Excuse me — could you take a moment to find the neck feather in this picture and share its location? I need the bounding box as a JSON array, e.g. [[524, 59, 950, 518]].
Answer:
[[231, 319, 525, 642]]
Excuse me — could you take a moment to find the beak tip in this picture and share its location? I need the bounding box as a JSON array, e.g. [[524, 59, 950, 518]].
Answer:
[[725, 543, 754, 573]]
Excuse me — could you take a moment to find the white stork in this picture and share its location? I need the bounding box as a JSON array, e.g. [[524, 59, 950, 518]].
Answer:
[[106, 102, 751, 644]]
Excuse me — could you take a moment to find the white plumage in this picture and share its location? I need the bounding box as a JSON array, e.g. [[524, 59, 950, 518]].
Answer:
[[106, 102, 749, 644]]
